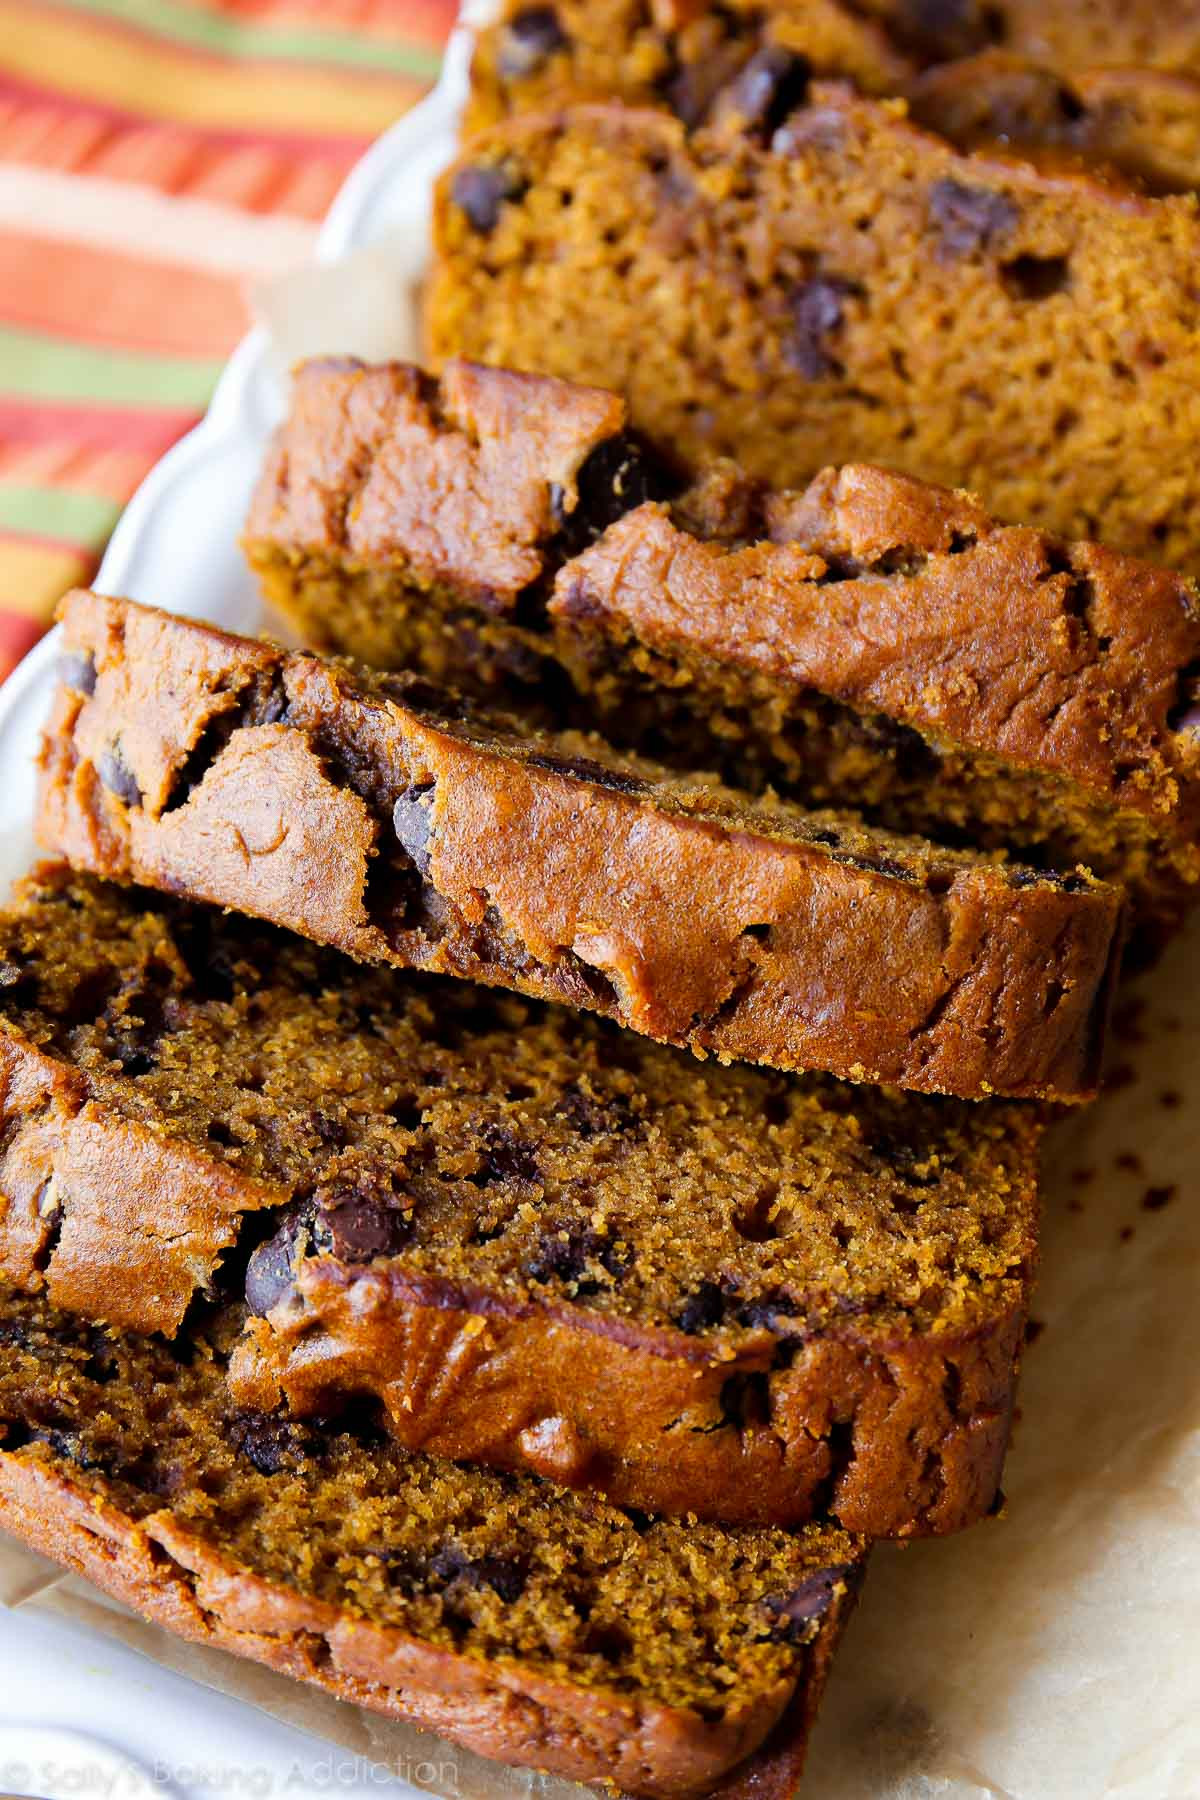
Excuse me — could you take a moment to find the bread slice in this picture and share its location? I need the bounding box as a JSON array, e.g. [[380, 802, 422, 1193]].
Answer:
[[0, 1286, 863, 1798], [244, 357, 1200, 946], [427, 89, 1200, 575], [0, 865, 1040, 1536], [466, 0, 1200, 195], [37, 590, 1124, 1101], [906, 55, 1200, 195]]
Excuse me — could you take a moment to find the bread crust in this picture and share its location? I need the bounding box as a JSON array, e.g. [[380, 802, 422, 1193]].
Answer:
[[37, 590, 1125, 1103], [0, 1449, 857, 1798], [244, 360, 1200, 943], [231, 1256, 1029, 1536]]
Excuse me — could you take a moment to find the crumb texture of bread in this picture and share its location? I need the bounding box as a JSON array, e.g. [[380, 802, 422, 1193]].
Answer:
[[37, 591, 1126, 1101], [0, 1288, 862, 1799], [0, 865, 1040, 1535], [429, 91, 1200, 578], [245, 359, 1200, 948]]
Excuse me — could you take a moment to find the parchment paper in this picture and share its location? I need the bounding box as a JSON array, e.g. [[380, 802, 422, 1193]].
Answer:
[[4, 109, 1199, 1800]]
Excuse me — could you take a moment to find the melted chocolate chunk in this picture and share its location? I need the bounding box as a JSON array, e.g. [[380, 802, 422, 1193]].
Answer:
[[228, 1411, 311, 1475], [245, 1213, 306, 1316], [553, 1085, 636, 1140], [451, 163, 527, 234], [676, 1280, 727, 1334], [472, 1122, 540, 1185], [785, 277, 857, 380], [393, 784, 435, 874], [97, 744, 142, 808], [552, 433, 669, 553], [763, 1564, 856, 1639], [429, 1546, 530, 1603], [525, 1222, 626, 1290], [496, 6, 567, 78], [715, 47, 810, 141], [929, 179, 1019, 261], [316, 1189, 413, 1263], [59, 650, 97, 696]]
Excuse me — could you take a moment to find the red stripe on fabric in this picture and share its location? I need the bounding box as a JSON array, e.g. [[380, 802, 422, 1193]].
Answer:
[[0, 399, 199, 455], [0, 607, 46, 674]]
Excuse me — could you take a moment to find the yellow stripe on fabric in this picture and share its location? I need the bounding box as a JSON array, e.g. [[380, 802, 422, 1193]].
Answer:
[[0, 0, 422, 136], [46, 0, 443, 77], [0, 538, 91, 617]]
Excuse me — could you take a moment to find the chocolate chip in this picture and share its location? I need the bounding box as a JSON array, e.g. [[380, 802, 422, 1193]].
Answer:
[[245, 1214, 306, 1316], [8, 1423, 103, 1470], [736, 1287, 809, 1336], [929, 179, 1019, 260], [552, 433, 670, 552], [393, 784, 434, 874], [315, 1190, 412, 1264], [471, 1122, 540, 1185], [429, 1546, 529, 1602], [97, 745, 142, 807], [496, 6, 566, 77], [867, 1133, 940, 1186], [525, 1223, 626, 1289], [553, 1085, 637, 1140], [785, 277, 857, 379], [763, 1564, 856, 1640], [714, 47, 810, 141], [450, 163, 526, 234], [228, 1411, 310, 1475], [523, 749, 650, 795], [676, 1280, 726, 1334], [59, 651, 97, 695]]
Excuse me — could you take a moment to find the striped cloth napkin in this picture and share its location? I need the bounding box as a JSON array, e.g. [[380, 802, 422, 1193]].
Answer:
[[0, 0, 459, 683]]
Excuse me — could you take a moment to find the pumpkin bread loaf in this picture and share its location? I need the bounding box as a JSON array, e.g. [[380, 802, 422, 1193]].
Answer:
[[0, 1286, 863, 1798], [244, 358, 1200, 944], [36, 591, 1124, 1102], [428, 91, 1200, 575], [0, 866, 1039, 1536]]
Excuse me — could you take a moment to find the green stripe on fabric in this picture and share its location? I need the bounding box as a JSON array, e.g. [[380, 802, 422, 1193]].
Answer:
[[0, 484, 123, 546], [49, 0, 443, 77], [0, 327, 222, 411]]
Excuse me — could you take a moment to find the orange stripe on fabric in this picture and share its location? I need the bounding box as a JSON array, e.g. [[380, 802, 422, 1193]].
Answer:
[[0, 538, 91, 619], [0, 229, 249, 356], [0, 0, 425, 136], [0, 93, 355, 218]]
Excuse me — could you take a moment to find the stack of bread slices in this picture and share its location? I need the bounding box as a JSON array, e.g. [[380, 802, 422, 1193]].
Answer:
[[2, 2, 1198, 1792]]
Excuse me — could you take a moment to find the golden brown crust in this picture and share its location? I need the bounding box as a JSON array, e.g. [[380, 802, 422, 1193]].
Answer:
[[0, 1030, 279, 1333], [242, 360, 1200, 942], [37, 590, 1126, 1102], [0, 1450, 857, 1798], [554, 473, 1200, 839], [231, 1262, 1028, 1535], [246, 359, 627, 615]]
